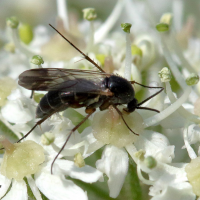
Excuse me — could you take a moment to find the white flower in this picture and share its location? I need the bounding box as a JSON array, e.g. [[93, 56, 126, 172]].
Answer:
[[1, 0, 200, 199], [96, 145, 129, 198], [0, 115, 103, 200]]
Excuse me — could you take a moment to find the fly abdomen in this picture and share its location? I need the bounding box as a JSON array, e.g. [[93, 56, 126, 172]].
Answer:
[[36, 91, 65, 118]]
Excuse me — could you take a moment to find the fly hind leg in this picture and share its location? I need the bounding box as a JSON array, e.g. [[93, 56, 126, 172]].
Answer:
[[50, 107, 96, 174]]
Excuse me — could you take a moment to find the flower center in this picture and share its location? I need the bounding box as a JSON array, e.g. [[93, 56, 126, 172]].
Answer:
[[92, 107, 144, 148], [0, 139, 45, 181]]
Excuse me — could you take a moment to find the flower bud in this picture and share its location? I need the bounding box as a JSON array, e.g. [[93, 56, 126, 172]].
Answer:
[[156, 13, 173, 32], [134, 150, 146, 161], [74, 153, 85, 168], [82, 8, 97, 21], [131, 45, 143, 57], [41, 132, 55, 145], [19, 23, 34, 44], [158, 67, 172, 82], [121, 23, 132, 33], [31, 55, 44, 65], [6, 16, 19, 29], [4, 43, 15, 53], [144, 156, 157, 169], [186, 73, 199, 86]]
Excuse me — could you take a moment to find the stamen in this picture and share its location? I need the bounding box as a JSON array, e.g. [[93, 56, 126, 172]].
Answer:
[[74, 153, 85, 168], [165, 82, 200, 124], [172, 0, 183, 31], [159, 35, 187, 89], [94, 0, 125, 43], [137, 162, 154, 185], [56, 0, 69, 31], [41, 132, 55, 145], [7, 17, 35, 58], [83, 8, 97, 52], [144, 86, 191, 128], [121, 23, 132, 80], [183, 126, 197, 159]]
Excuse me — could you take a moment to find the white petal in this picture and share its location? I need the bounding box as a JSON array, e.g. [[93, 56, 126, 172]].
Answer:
[[147, 162, 188, 192], [96, 145, 129, 198], [35, 171, 88, 200], [26, 175, 42, 200], [186, 124, 200, 145], [2, 180, 27, 200], [160, 106, 186, 129], [0, 174, 11, 198], [135, 130, 174, 163], [1, 100, 33, 124], [150, 184, 195, 200], [55, 160, 103, 183]]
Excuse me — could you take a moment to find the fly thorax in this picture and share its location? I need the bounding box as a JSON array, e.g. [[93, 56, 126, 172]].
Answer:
[[107, 75, 135, 104]]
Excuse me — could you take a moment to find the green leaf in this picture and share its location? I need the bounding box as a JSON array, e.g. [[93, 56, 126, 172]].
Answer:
[[24, 177, 49, 200], [119, 160, 143, 199], [0, 120, 19, 142], [24, 177, 37, 200]]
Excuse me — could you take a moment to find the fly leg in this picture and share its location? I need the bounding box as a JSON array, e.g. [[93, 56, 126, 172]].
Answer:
[[30, 90, 34, 99], [0, 112, 56, 151], [51, 108, 96, 174], [113, 106, 139, 136], [17, 113, 53, 143]]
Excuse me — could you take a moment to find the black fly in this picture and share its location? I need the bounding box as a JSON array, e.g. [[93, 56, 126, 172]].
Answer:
[[17, 24, 164, 173]]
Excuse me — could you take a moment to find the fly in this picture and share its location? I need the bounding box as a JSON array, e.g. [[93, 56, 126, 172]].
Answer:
[[17, 24, 164, 173]]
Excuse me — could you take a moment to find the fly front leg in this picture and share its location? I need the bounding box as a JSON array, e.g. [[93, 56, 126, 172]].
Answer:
[[30, 90, 34, 99]]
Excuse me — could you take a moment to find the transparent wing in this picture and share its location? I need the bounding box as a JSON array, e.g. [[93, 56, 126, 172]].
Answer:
[[18, 68, 110, 94]]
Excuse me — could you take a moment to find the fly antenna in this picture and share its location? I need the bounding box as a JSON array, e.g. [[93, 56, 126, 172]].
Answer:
[[130, 81, 164, 107], [137, 87, 164, 106], [49, 24, 105, 73], [136, 106, 160, 113]]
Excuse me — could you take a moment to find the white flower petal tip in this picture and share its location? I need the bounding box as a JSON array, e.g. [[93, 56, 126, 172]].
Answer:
[[160, 103, 186, 129], [0, 174, 11, 199], [1, 99, 33, 124], [92, 108, 144, 148], [150, 184, 195, 200], [27, 175, 42, 200], [35, 171, 88, 200], [135, 130, 175, 163], [96, 145, 129, 198], [51, 160, 103, 183], [2, 180, 28, 200]]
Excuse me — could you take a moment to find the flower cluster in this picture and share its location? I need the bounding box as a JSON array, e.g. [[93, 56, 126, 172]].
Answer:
[[0, 0, 200, 200]]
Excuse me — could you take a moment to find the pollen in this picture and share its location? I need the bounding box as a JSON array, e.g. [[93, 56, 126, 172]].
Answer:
[[0, 138, 45, 181], [92, 107, 144, 148]]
